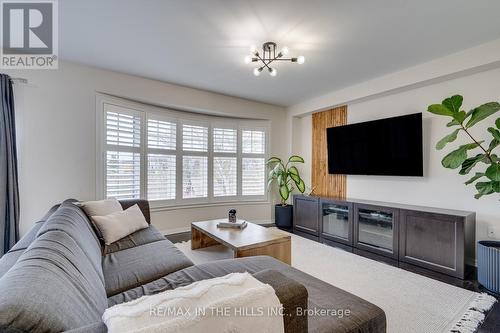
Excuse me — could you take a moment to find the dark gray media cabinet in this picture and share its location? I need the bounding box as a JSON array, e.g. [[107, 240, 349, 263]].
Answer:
[[293, 195, 476, 279]]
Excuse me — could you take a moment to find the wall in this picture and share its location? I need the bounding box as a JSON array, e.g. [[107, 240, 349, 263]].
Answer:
[[288, 38, 500, 117], [3, 61, 287, 236], [291, 115, 312, 187], [291, 67, 500, 249]]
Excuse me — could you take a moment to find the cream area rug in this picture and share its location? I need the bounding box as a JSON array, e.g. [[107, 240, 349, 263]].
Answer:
[[175, 228, 496, 333]]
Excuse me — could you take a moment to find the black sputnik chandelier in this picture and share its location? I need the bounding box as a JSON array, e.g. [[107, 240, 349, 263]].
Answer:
[[244, 42, 305, 77]]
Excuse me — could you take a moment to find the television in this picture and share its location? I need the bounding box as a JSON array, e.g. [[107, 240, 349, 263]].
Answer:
[[327, 113, 423, 176]]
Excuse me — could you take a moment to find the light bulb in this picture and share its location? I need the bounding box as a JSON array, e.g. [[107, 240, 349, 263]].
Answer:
[[250, 45, 257, 55], [269, 68, 277, 77], [297, 55, 305, 64], [281, 46, 289, 56], [244, 55, 252, 64], [253, 68, 262, 76]]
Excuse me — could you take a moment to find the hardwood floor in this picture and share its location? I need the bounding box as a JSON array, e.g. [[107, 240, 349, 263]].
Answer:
[[479, 301, 500, 333], [165, 231, 191, 243], [166, 227, 499, 332]]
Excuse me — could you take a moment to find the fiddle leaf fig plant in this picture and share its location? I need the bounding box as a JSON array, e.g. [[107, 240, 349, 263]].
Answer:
[[267, 155, 306, 205], [427, 95, 500, 199]]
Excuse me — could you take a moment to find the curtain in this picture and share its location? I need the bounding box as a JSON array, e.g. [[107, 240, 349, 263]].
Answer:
[[0, 74, 19, 256]]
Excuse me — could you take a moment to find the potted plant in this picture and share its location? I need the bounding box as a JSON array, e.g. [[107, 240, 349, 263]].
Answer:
[[267, 155, 307, 229], [427, 94, 500, 293], [427, 94, 500, 199]]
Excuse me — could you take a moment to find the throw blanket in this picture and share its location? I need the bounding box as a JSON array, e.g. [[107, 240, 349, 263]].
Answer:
[[103, 272, 284, 333]]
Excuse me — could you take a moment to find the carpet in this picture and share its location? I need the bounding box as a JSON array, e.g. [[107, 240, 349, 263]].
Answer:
[[175, 228, 496, 333]]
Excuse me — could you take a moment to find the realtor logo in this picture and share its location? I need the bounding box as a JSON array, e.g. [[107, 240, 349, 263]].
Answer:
[[1, 0, 58, 69]]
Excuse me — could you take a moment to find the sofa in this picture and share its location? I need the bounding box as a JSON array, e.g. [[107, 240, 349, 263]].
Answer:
[[0, 199, 386, 332]]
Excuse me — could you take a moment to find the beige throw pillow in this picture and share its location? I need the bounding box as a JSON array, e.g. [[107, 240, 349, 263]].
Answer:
[[92, 204, 149, 245], [79, 199, 123, 217]]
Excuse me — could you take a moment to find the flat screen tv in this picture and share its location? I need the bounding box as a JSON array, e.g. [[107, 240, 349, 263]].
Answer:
[[327, 113, 423, 176]]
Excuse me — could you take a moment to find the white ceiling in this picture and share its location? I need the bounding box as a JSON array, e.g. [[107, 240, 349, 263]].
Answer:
[[60, 0, 500, 106]]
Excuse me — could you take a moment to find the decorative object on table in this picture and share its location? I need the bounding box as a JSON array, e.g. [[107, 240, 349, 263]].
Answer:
[[243, 42, 305, 77], [477, 240, 500, 293], [228, 208, 237, 223], [427, 95, 500, 199], [267, 155, 307, 229], [217, 219, 247, 229]]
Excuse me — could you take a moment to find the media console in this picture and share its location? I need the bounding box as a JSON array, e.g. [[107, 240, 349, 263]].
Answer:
[[293, 195, 476, 279]]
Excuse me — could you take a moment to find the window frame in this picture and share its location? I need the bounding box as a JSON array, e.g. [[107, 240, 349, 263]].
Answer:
[[96, 94, 270, 210]]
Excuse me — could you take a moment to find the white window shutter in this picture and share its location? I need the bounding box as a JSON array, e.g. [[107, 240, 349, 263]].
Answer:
[[106, 151, 141, 199], [242, 158, 265, 195], [213, 128, 237, 153], [183, 124, 208, 152], [182, 156, 208, 198], [106, 111, 141, 147], [148, 119, 176, 150], [242, 130, 265, 154], [100, 96, 269, 205], [105, 106, 142, 200], [148, 154, 176, 200], [213, 157, 237, 197]]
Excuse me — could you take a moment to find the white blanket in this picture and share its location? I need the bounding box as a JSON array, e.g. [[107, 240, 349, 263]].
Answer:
[[102, 272, 285, 333]]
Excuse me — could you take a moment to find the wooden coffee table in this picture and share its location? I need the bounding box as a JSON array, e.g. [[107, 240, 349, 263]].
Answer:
[[191, 219, 291, 264]]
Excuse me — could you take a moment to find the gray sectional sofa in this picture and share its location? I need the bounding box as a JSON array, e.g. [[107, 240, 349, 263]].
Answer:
[[0, 199, 386, 333]]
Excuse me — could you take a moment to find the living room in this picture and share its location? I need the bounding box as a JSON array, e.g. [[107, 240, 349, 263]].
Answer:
[[1, 1, 500, 332]]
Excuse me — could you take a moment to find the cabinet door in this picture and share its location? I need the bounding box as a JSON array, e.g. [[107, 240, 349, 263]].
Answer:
[[293, 196, 320, 236], [354, 203, 399, 259], [399, 210, 464, 278], [321, 199, 353, 246]]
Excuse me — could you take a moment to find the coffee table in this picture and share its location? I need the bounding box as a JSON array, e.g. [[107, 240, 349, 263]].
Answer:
[[191, 219, 291, 264]]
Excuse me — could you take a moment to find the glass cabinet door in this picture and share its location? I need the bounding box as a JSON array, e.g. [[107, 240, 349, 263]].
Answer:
[[321, 201, 352, 244], [357, 208, 394, 252]]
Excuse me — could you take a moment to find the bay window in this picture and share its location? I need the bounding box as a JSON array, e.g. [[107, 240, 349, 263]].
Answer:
[[96, 95, 269, 208]]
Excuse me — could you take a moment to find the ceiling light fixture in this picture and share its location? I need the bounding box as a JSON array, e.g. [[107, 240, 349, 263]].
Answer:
[[245, 42, 305, 77]]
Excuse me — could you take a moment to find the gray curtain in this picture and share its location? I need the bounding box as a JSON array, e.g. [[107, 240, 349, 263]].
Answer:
[[0, 74, 19, 256]]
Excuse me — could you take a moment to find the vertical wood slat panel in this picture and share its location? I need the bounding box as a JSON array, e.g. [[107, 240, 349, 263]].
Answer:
[[311, 106, 347, 198]]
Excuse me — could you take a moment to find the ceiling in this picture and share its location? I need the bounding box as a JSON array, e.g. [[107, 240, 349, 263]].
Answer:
[[60, 0, 500, 106]]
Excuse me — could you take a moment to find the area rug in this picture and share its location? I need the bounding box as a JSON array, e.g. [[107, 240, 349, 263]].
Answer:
[[175, 228, 496, 333]]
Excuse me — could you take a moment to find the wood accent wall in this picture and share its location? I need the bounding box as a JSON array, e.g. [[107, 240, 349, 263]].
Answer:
[[312, 105, 347, 198]]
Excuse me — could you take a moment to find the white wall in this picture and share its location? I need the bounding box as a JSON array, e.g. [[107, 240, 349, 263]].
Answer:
[[291, 115, 312, 188], [288, 38, 500, 117], [291, 67, 500, 249], [4, 61, 287, 236]]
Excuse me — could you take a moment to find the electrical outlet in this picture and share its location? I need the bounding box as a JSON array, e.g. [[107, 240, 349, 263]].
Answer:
[[487, 226, 500, 239]]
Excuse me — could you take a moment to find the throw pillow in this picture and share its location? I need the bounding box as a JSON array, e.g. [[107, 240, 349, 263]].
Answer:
[[79, 199, 123, 217], [92, 204, 149, 245]]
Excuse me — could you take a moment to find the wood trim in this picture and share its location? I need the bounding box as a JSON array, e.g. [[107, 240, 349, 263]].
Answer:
[[311, 106, 347, 198], [191, 226, 220, 250], [236, 240, 291, 265]]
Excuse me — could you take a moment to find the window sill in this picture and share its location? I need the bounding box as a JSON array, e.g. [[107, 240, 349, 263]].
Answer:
[[150, 199, 272, 213]]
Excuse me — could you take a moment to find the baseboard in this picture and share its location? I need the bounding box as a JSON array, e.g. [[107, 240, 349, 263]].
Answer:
[[467, 257, 477, 267], [161, 226, 190, 235]]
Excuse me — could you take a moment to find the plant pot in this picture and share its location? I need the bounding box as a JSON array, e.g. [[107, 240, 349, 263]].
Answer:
[[275, 204, 293, 229], [478, 240, 500, 294]]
